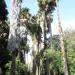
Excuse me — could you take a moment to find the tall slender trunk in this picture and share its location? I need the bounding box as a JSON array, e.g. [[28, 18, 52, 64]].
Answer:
[[44, 12, 51, 75], [45, 13, 53, 49], [60, 32, 69, 75], [43, 12, 46, 50], [10, 52, 16, 75], [49, 23, 52, 49], [56, 3, 69, 75], [59, 26, 69, 75], [32, 34, 37, 75], [37, 36, 40, 75]]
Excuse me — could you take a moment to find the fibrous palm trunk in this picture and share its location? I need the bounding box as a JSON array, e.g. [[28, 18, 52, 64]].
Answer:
[[44, 12, 51, 75], [32, 34, 37, 75], [60, 32, 69, 75], [59, 26, 69, 75], [49, 21, 52, 49], [10, 52, 16, 75], [40, 11, 49, 75]]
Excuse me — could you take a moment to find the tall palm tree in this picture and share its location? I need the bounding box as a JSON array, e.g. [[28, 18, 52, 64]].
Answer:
[[7, 0, 22, 75], [37, 0, 57, 49], [37, 0, 57, 75], [56, 6, 69, 75], [29, 15, 42, 75], [20, 8, 42, 74], [57, 24, 69, 75], [19, 7, 30, 64]]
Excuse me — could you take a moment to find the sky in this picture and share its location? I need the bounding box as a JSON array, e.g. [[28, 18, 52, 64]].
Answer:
[[5, 0, 75, 34]]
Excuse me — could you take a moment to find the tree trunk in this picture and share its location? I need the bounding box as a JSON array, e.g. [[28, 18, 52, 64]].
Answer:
[[49, 23, 52, 49], [10, 52, 16, 75], [37, 35, 41, 75], [59, 26, 69, 75], [60, 33, 69, 75], [43, 12, 46, 50], [45, 13, 53, 49], [32, 34, 37, 75], [44, 12, 50, 75]]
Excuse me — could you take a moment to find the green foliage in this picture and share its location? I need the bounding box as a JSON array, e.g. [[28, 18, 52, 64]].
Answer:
[[0, 22, 10, 67], [5, 57, 31, 75], [20, 7, 30, 19], [67, 49, 75, 75], [64, 30, 75, 75], [42, 49, 63, 74], [37, 0, 56, 12], [0, 1, 9, 75], [52, 35, 60, 50]]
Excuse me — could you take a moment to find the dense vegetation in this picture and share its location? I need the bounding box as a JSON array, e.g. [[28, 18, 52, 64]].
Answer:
[[0, 0, 75, 75]]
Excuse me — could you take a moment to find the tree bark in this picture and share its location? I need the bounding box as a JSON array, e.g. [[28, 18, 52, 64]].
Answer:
[[10, 52, 16, 75], [59, 27, 69, 75]]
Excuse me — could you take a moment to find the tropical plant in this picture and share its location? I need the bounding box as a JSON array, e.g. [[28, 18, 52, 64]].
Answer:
[[37, 0, 57, 75], [5, 57, 31, 75], [64, 30, 75, 75]]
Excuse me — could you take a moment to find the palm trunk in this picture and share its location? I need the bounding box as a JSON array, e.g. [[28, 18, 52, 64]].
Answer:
[[32, 34, 37, 75], [37, 31, 41, 75], [59, 26, 69, 75], [43, 12, 46, 50], [49, 23, 52, 49], [45, 13, 53, 49], [60, 32, 69, 75], [10, 52, 16, 75], [44, 12, 50, 75]]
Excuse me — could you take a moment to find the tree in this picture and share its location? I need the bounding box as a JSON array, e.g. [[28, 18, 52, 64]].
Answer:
[[58, 25, 69, 75], [64, 30, 75, 75], [7, 0, 22, 75], [37, 0, 57, 75], [19, 7, 30, 64], [0, 0, 9, 75], [42, 49, 63, 75], [27, 15, 42, 75], [0, 22, 10, 75]]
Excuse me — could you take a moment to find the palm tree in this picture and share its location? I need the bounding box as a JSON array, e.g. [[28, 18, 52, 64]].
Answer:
[[56, 3, 69, 74], [20, 8, 42, 74], [7, 0, 22, 75], [57, 24, 69, 75], [19, 7, 30, 64], [37, 0, 57, 49], [37, 0, 57, 75], [29, 15, 42, 75]]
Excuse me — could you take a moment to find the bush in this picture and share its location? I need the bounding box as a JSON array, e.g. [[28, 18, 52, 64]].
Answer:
[[5, 57, 31, 75]]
